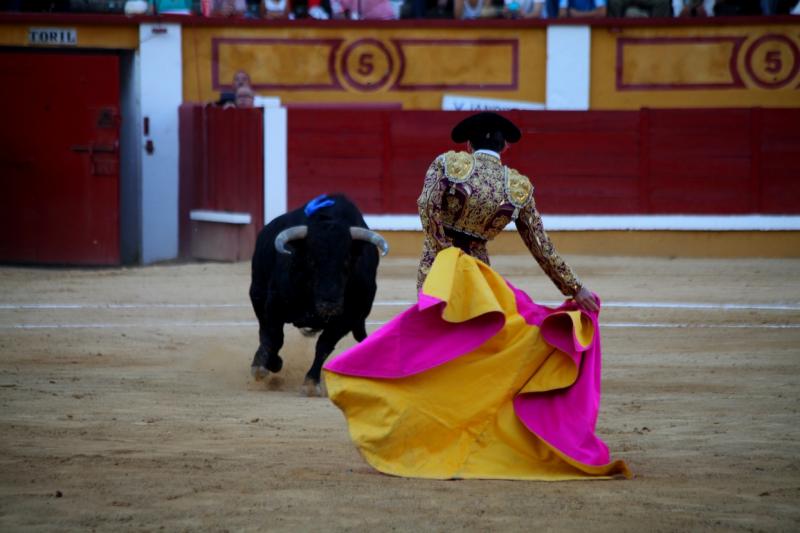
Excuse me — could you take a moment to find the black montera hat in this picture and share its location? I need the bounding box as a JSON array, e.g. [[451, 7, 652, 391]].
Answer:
[[450, 112, 522, 144]]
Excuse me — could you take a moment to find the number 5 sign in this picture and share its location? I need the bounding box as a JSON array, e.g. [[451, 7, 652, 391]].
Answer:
[[340, 39, 394, 92], [744, 34, 800, 89]]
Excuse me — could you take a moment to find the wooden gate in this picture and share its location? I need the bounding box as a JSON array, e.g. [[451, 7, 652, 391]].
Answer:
[[0, 51, 120, 265]]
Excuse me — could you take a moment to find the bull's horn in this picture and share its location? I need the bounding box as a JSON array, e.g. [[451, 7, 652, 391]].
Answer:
[[350, 227, 389, 256], [274, 225, 308, 254]]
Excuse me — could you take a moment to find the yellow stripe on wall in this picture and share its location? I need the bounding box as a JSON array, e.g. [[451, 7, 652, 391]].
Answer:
[[0, 24, 138, 49], [182, 26, 545, 109], [217, 41, 340, 88], [620, 40, 742, 87], [396, 41, 516, 87], [592, 24, 800, 109]]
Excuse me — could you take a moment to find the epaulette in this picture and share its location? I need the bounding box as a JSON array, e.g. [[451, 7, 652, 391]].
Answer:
[[442, 151, 474, 183], [505, 168, 534, 218]]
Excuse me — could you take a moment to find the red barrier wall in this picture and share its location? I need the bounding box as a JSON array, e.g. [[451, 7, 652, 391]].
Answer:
[[288, 108, 800, 216], [179, 104, 263, 260]]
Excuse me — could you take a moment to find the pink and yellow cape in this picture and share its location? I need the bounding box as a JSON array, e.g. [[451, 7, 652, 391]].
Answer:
[[323, 248, 631, 480]]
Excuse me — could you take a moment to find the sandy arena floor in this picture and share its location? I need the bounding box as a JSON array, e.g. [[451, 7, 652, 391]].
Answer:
[[1, 254, 799, 532]]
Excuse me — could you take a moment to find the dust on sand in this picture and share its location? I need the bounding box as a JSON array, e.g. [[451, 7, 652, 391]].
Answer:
[[1, 256, 799, 531]]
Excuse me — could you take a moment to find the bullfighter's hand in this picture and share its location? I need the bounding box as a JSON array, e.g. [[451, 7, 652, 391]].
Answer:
[[573, 286, 599, 313]]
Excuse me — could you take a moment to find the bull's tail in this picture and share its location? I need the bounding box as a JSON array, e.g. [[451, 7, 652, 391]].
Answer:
[[300, 327, 322, 338]]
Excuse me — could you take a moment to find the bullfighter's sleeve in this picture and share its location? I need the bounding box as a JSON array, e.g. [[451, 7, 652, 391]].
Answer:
[[417, 155, 453, 251], [515, 196, 582, 297]]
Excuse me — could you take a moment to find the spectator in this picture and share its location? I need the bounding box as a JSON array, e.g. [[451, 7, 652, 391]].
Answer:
[[308, 0, 333, 17], [124, 1, 151, 14], [43, 0, 118, 11], [761, 0, 798, 13], [558, 0, 606, 16], [331, 0, 396, 18], [672, 0, 714, 15], [608, 0, 670, 16], [235, 85, 256, 108], [401, 0, 453, 17], [290, 0, 334, 17], [713, 0, 759, 14], [216, 69, 252, 107], [263, 0, 290, 17], [154, 0, 192, 13], [244, 0, 261, 15], [233, 69, 251, 91], [503, 0, 544, 17], [211, 0, 247, 15], [454, 0, 504, 18]]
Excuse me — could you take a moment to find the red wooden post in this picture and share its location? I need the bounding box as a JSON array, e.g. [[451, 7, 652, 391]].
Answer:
[[178, 104, 204, 258]]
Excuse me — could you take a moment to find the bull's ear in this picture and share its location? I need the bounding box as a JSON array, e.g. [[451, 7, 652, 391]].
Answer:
[[274, 225, 308, 254]]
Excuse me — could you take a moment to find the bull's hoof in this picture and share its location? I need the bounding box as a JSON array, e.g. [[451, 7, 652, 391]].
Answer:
[[251, 365, 269, 381], [266, 354, 283, 373], [301, 377, 324, 397]]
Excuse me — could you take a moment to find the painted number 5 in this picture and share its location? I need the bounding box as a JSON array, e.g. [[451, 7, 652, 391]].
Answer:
[[358, 53, 374, 76], [765, 50, 782, 74]]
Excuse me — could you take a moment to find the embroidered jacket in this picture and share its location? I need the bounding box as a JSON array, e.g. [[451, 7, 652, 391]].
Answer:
[[416, 150, 582, 295]]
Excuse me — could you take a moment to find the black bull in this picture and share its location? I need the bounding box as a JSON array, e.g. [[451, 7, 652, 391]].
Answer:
[[248, 195, 388, 393]]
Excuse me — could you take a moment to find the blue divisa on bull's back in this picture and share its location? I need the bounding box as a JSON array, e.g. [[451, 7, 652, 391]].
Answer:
[[248, 194, 389, 396]]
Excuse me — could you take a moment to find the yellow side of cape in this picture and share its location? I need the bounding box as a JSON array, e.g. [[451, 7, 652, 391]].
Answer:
[[325, 248, 628, 480]]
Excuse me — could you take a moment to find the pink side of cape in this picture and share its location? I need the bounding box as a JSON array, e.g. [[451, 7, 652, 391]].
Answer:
[[323, 285, 612, 467], [323, 292, 505, 378], [510, 286, 611, 467]]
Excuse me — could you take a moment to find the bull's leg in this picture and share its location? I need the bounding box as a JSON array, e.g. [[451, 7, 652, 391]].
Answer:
[[352, 321, 367, 342], [347, 271, 375, 344], [249, 290, 269, 380], [250, 298, 285, 381], [251, 329, 284, 380], [304, 323, 350, 396]]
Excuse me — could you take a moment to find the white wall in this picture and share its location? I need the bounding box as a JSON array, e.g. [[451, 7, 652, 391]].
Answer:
[[139, 23, 182, 263], [264, 107, 288, 225], [546, 25, 591, 111]]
